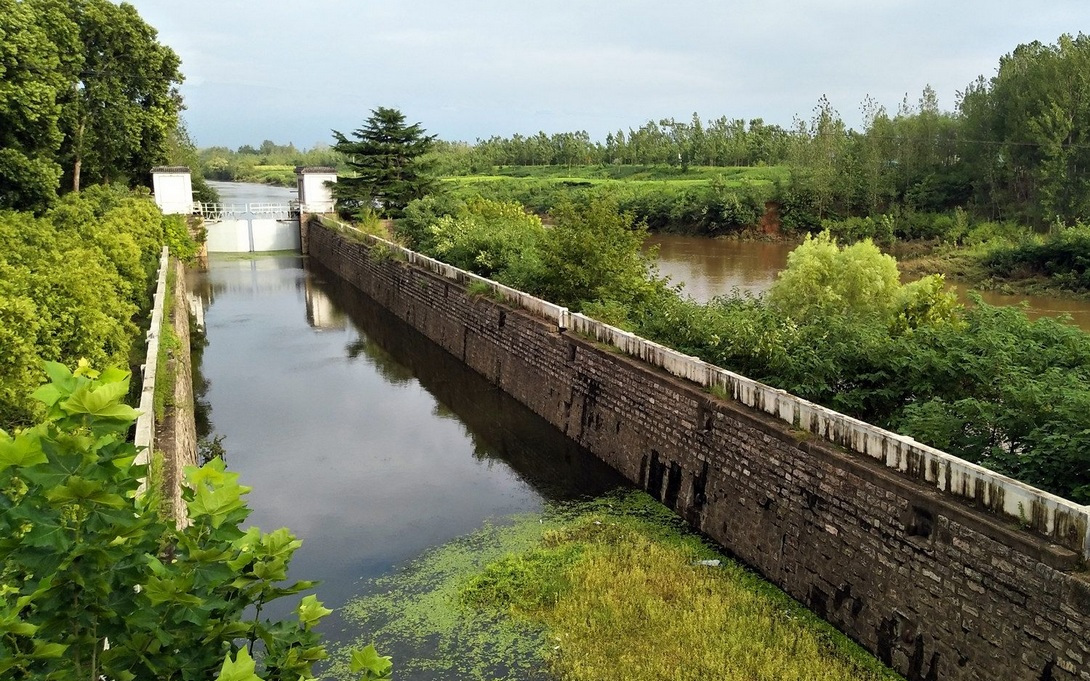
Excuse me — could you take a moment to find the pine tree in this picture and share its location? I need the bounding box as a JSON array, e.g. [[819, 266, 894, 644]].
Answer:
[[332, 107, 436, 218]]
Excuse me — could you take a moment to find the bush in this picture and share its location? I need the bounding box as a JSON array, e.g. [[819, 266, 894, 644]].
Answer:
[[982, 223, 1090, 289], [0, 187, 186, 427], [0, 362, 392, 680], [428, 198, 546, 285]]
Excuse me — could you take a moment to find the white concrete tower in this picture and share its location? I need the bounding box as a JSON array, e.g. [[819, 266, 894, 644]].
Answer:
[[151, 166, 195, 214], [295, 167, 338, 213]]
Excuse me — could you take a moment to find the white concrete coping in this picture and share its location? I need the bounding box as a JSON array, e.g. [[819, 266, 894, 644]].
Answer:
[[134, 247, 170, 494], [328, 221, 1090, 558]]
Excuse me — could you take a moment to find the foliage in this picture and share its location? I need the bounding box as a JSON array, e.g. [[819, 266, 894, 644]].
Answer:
[[0, 188, 185, 428], [396, 193, 463, 251], [332, 107, 436, 218], [0, 361, 390, 681], [533, 198, 670, 314], [959, 33, 1090, 226], [0, 0, 66, 212], [767, 232, 903, 324], [0, 0, 183, 209], [57, 0, 184, 191], [401, 194, 670, 316], [442, 168, 776, 235], [893, 302, 1090, 500], [428, 198, 546, 285], [636, 241, 1089, 500], [337, 492, 899, 681], [198, 141, 342, 188], [439, 115, 793, 171], [983, 223, 1090, 291]]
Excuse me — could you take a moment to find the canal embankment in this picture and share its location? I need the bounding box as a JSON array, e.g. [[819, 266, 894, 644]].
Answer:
[[307, 218, 1090, 681], [134, 247, 199, 519]]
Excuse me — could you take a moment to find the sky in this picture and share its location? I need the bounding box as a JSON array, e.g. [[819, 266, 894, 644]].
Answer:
[[126, 0, 1089, 149]]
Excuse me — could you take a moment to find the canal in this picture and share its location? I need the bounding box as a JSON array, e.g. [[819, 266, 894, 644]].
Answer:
[[185, 253, 624, 654], [189, 184, 1089, 677]]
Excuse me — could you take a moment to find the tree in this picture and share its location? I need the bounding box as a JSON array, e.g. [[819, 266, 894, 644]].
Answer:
[[332, 107, 436, 218], [58, 0, 184, 191], [959, 33, 1090, 225], [768, 231, 955, 330], [0, 0, 183, 206], [0, 0, 67, 211]]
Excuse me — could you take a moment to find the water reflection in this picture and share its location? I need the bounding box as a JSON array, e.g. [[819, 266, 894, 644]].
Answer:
[[305, 276, 347, 331], [189, 254, 624, 640], [208, 180, 296, 204]]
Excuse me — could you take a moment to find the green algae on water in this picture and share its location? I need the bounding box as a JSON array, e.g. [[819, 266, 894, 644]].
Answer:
[[329, 491, 902, 681]]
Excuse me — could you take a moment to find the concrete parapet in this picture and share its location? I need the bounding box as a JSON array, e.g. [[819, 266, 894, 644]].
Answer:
[[134, 247, 170, 491], [133, 248, 198, 520]]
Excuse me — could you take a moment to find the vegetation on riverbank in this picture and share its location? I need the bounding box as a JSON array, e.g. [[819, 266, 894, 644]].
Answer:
[[198, 141, 342, 187], [387, 194, 1090, 502], [0, 187, 199, 428], [334, 491, 900, 681], [0, 364, 391, 681]]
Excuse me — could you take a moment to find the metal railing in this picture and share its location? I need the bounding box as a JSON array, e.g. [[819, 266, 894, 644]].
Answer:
[[194, 202, 300, 220]]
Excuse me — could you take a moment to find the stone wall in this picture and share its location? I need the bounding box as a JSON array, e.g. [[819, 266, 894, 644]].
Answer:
[[309, 223, 1090, 681], [155, 259, 199, 521]]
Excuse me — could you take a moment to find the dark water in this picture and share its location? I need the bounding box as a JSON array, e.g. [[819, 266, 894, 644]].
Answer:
[[650, 233, 1090, 330], [186, 255, 624, 643]]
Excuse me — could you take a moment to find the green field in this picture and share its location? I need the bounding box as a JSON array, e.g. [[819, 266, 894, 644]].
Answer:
[[438, 164, 781, 234]]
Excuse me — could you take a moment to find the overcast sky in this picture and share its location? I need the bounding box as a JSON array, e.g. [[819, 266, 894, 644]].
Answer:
[[126, 1, 1088, 149]]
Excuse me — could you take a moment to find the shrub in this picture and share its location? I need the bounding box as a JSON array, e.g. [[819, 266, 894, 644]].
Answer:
[[0, 361, 392, 680]]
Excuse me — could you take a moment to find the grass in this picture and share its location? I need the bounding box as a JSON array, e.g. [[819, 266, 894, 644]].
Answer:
[[466, 280, 495, 298], [331, 491, 901, 681], [152, 265, 179, 421]]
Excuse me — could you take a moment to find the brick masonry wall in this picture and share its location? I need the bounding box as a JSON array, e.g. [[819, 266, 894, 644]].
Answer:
[[309, 224, 1090, 681]]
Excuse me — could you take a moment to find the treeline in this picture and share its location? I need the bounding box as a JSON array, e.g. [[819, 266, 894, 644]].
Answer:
[[431, 33, 1090, 231], [198, 141, 342, 187], [0, 0, 191, 212], [393, 195, 1090, 502], [0, 187, 196, 427], [434, 116, 793, 172]]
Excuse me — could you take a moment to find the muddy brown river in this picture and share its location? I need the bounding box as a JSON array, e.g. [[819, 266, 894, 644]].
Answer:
[[648, 234, 1090, 331]]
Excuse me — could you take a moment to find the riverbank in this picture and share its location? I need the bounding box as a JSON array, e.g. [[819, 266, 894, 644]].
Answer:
[[896, 240, 1090, 300]]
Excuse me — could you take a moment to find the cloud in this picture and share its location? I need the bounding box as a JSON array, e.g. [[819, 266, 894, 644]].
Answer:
[[126, 0, 1090, 146]]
